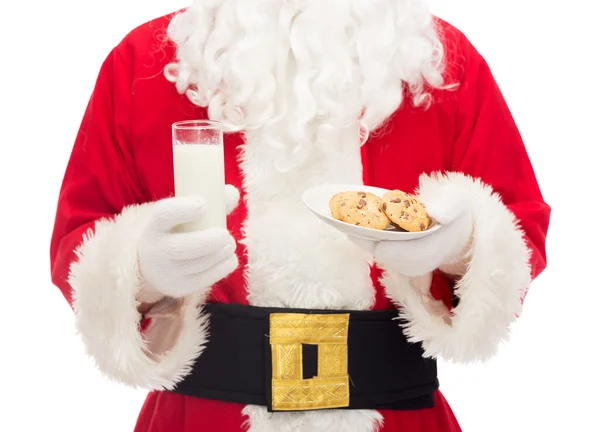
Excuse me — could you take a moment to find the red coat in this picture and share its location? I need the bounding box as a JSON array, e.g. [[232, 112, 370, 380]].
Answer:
[[50, 12, 550, 432]]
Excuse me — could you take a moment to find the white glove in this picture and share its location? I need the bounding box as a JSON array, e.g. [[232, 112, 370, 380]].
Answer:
[[138, 185, 240, 299], [350, 183, 473, 277]]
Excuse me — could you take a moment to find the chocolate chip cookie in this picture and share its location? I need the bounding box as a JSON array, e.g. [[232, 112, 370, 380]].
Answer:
[[329, 191, 391, 230], [381, 190, 431, 232]]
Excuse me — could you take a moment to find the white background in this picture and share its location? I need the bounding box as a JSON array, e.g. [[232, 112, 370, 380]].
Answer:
[[0, 1, 598, 431]]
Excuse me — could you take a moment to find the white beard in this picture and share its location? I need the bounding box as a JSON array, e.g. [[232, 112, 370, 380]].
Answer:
[[166, 0, 445, 171]]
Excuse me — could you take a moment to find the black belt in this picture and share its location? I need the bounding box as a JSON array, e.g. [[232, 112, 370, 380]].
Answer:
[[172, 303, 439, 412]]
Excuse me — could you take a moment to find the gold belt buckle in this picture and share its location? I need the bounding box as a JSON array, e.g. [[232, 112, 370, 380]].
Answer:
[[269, 313, 350, 411]]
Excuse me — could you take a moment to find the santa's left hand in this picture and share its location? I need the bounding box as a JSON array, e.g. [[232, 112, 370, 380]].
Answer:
[[349, 183, 473, 277]]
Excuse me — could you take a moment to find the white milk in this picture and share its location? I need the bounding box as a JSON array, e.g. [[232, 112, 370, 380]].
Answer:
[[173, 143, 226, 232]]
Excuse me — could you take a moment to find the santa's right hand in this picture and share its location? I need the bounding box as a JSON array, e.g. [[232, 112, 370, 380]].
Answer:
[[138, 194, 238, 299]]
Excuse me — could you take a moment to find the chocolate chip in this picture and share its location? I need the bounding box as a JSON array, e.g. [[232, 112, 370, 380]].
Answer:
[[357, 199, 367, 209], [359, 192, 367, 198], [382, 202, 387, 211], [413, 208, 418, 213], [420, 223, 426, 230], [390, 198, 402, 203], [404, 200, 410, 207]]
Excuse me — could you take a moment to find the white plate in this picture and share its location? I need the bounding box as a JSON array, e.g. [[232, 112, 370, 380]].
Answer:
[[302, 184, 441, 241]]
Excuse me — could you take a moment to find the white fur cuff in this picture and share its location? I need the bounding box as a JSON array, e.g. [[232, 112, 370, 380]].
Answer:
[[69, 203, 209, 390], [383, 172, 532, 363]]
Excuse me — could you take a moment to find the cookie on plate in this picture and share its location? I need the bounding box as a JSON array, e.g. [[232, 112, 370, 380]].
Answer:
[[381, 190, 431, 232], [329, 191, 391, 230]]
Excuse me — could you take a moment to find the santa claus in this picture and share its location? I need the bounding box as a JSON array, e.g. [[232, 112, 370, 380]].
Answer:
[[50, 1, 550, 431]]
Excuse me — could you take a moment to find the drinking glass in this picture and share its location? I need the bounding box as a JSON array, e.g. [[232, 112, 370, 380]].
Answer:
[[172, 120, 226, 232]]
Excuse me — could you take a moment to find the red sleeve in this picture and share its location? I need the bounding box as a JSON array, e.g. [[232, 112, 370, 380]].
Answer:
[[451, 37, 551, 282], [49, 45, 145, 306], [428, 34, 551, 313], [48, 41, 207, 386], [391, 35, 551, 362]]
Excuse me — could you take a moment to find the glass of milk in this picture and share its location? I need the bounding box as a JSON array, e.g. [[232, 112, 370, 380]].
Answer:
[[172, 120, 226, 232]]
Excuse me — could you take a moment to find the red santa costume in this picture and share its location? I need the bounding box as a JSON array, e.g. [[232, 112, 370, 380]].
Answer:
[[50, 1, 550, 431]]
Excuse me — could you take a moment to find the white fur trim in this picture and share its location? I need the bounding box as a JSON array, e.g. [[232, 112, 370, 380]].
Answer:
[[69, 203, 209, 390], [242, 405, 383, 432], [382, 172, 532, 363], [240, 126, 375, 310]]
